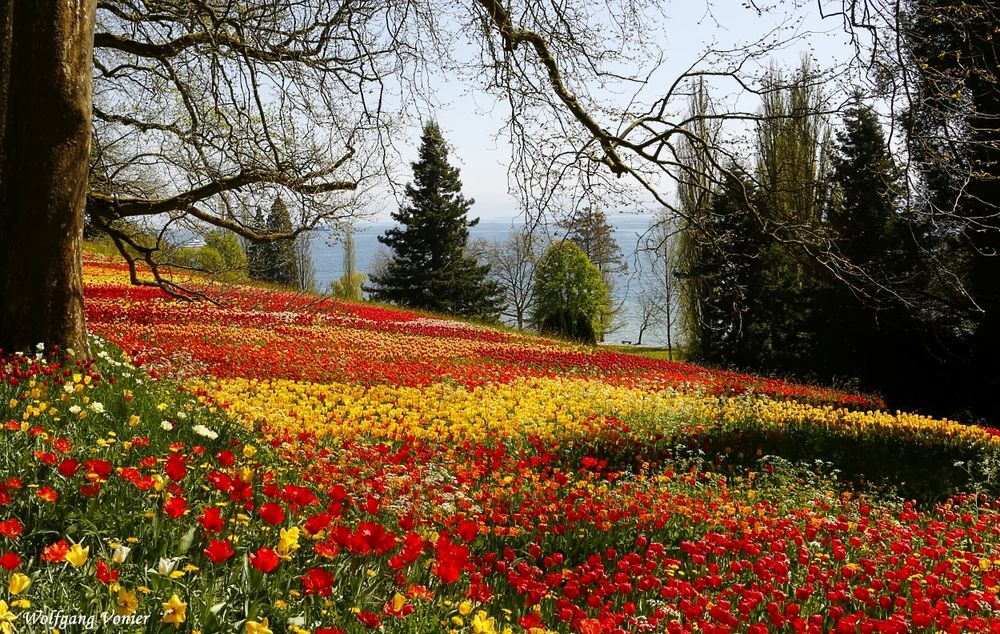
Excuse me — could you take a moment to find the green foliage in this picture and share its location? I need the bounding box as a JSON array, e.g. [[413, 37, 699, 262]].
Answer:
[[203, 230, 248, 278], [755, 60, 833, 227], [737, 61, 834, 374], [331, 272, 366, 301], [531, 241, 609, 344], [900, 0, 1000, 422], [676, 78, 952, 416], [676, 172, 766, 364], [161, 231, 249, 281], [557, 207, 623, 338], [673, 79, 723, 356], [678, 61, 835, 375], [366, 122, 503, 321]]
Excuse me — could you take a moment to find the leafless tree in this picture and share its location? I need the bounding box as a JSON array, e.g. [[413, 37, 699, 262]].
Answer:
[[635, 214, 681, 352], [84, 0, 452, 298], [480, 227, 542, 329]]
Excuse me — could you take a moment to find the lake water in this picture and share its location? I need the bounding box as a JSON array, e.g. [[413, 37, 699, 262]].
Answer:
[[309, 212, 675, 345]]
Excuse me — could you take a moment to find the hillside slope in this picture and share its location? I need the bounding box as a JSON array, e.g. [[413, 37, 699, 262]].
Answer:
[[0, 252, 998, 633]]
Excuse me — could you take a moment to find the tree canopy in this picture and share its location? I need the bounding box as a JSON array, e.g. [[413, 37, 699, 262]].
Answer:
[[531, 241, 609, 344]]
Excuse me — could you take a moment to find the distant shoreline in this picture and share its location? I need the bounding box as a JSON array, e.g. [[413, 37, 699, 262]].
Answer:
[[310, 213, 673, 345]]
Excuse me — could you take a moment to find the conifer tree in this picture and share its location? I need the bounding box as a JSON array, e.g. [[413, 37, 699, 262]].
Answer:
[[818, 95, 920, 389], [246, 207, 270, 281], [367, 122, 502, 320], [264, 197, 299, 287], [679, 172, 766, 365], [245, 198, 311, 289], [557, 207, 623, 279]]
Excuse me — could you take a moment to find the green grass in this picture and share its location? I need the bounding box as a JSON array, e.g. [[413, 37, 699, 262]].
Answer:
[[600, 344, 686, 361]]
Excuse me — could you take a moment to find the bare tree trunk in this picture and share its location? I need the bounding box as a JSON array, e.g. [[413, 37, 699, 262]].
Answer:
[[0, 0, 95, 355]]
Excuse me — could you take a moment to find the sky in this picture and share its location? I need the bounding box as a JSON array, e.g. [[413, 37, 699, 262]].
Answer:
[[375, 0, 857, 223]]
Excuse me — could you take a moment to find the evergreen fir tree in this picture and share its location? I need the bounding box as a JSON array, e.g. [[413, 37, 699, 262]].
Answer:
[[829, 97, 906, 267], [677, 172, 766, 365], [265, 197, 299, 287], [557, 207, 624, 279], [366, 122, 502, 320], [246, 207, 270, 281], [819, 95, 922, 391], [245, 198, 307, 289]]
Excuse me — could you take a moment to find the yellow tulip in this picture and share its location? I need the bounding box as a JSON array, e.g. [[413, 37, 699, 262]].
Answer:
[[277, 527, 300, 557], [245, 618, 272, 634], [471, 611, 498, 634], [66, 544, 89, 567], [7, 573, 30, 596], [0, 600, 16, 634]]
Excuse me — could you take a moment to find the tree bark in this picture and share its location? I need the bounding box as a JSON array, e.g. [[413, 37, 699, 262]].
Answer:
[[0, 0, 95, 355]]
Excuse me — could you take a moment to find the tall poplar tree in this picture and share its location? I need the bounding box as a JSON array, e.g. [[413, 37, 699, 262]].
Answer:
[[744, 61, 833, 373], [673, 78, 725, 358], [367, 122, 502, 321]]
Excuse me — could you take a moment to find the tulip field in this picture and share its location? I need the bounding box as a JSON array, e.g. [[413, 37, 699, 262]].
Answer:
[[2, 252, 1000, 633]]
